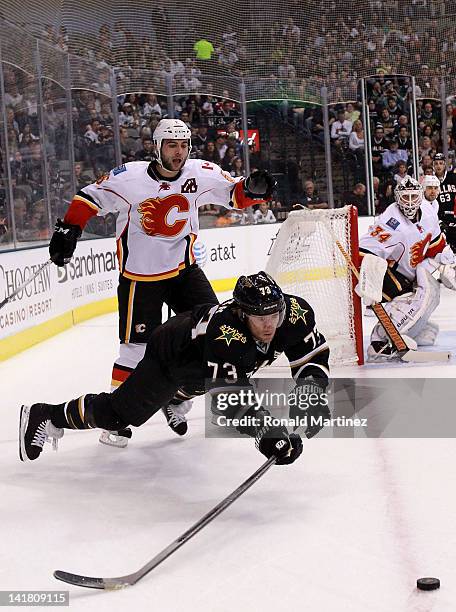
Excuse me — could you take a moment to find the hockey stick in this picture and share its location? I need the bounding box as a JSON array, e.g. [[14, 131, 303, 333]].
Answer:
[[0, 259, 53, 310], [326, 225, 451, 363], [54, 456, 276, 590]]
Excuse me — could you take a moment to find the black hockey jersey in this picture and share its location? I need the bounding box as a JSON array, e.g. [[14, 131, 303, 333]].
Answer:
[[147, 295, 330, 395], [436, 170, 456, 247]]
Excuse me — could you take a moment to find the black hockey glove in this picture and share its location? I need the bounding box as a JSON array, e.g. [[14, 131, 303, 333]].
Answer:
[[49, 218, 82, 267], [244, 170, 276, 199], [289, 378, 330, 439], [256, 424, 303, 465]]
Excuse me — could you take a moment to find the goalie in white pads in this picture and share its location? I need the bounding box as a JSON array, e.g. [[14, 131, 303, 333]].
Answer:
[[358, 177, 456, 360]]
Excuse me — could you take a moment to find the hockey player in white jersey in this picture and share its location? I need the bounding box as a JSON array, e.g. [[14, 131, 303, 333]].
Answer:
[[422, 174, 440, 212], [358, 177, 456, 360], [48, 119, 276, 446]]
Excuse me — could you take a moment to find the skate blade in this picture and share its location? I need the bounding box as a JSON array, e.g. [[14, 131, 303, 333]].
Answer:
[[19, 405, 31, 462]]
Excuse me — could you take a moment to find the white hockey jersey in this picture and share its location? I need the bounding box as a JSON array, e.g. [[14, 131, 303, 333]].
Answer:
[[359, 200, 445, 281], [69, 160, 245, 281]]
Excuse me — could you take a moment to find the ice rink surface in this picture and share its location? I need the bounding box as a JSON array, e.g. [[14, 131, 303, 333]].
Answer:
[[2, 289, 456, 611]]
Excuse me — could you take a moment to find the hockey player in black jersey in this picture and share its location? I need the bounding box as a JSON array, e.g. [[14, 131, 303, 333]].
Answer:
[[434, 153, 456, 249], [19, 272, 330, 465]]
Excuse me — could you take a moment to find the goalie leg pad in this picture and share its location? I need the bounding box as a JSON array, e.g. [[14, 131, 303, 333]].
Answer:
[[371, 267, 440, 344], [414, 321, 439, 346], [439, 263, 456, 290]]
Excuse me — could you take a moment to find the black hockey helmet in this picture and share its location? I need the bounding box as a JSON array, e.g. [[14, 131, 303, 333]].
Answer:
[[434, 153, 446, 161], [233, 271, 285, 323]]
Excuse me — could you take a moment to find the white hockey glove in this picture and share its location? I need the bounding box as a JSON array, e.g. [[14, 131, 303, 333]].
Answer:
[[354, 253, 388, 306]]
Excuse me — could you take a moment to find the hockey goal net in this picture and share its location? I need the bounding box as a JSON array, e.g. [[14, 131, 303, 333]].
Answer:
[[265, 205, 363, 366]]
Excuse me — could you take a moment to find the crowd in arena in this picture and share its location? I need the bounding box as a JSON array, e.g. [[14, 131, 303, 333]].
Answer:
[[1, 0, 456, 243]]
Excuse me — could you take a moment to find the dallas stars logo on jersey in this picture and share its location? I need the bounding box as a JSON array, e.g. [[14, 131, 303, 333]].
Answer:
[[216, 325, 247, 346], [289, 298, 308, 325]]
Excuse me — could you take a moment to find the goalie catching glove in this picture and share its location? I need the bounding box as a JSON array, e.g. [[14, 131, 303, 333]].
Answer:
[[244, 170, 276, 200], [49, 219, 82, 266], [289, 378, 330, 439]]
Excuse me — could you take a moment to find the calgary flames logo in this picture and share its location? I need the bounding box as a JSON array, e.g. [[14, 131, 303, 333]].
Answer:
[[138, 194, 190, 237], [410, 233, 431, 268]]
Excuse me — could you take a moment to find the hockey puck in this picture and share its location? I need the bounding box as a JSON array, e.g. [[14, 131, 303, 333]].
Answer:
[[417, 577, 440, 591]]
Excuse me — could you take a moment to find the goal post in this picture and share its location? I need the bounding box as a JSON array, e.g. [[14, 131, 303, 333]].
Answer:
[[265, 206, 364, 366]]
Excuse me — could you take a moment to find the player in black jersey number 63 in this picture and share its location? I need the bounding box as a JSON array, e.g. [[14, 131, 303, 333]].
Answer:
[[19, 272, 330, 466]]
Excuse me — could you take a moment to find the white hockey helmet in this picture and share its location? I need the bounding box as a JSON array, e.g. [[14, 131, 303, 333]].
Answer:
[[152, 119, 192, 166], [422, 174, 440, 189], [394, 177, 423, 219]]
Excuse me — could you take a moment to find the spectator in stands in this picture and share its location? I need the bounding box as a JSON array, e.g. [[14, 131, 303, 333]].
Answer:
[[142, 95, 162, 119], [368, 99, 378, 124], [222, 25, 237, 48], [301, 179, 328, 209], [345, 103, 360, 124], [386, 97, 401, 122], [216, 100, 238, 119], [418, 135, 435, 159], [343, 183, 367, 215], [118, 103, 135, 127], [119, 126, 137, 161], [192, 125, 210, 156], [254, 201, 276, 224], [382, 139, 408, 171], [5, 81, 24, 111], [6, 107, 19, 134], [179, 111, 192, 129], [376, 175, 395, 213], [230, 156, 244, 177], [419, 154, 434, 178], [202, 141, 221, 165], [84, 120, 101, 145], [349, 119, 364, 154], [74, 163, 92, 190], [215, 134, 227, 160], [99, 101, 113, 125], [193, 37, 215, 61], [182, 67, 202, 92], [393, 160, 410, 184], [305, 107, 325, 145], [220, 146, 235, 171], [371, 124, 389, 175], [331, 109, 352, 148], [134, 137, 154, 161], [396, 126, 412, 155], [11, 150, 27, 186], [379, 108, 397, 135], [419, 101, 440, 132]]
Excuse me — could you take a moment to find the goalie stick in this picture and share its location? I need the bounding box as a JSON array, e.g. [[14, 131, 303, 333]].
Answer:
[[0, 259, 53, 310], [324, 222, 451, 363], [54, 456, 276, 590]]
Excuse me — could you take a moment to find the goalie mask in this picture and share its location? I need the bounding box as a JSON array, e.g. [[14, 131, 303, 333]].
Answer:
[[233, 271, 286, 325], [394, 177, 423, 219], [152, 119, 192, 167]]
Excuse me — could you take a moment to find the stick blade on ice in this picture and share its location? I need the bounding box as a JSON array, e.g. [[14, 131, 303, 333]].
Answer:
[[54, 570, 131, 590]]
